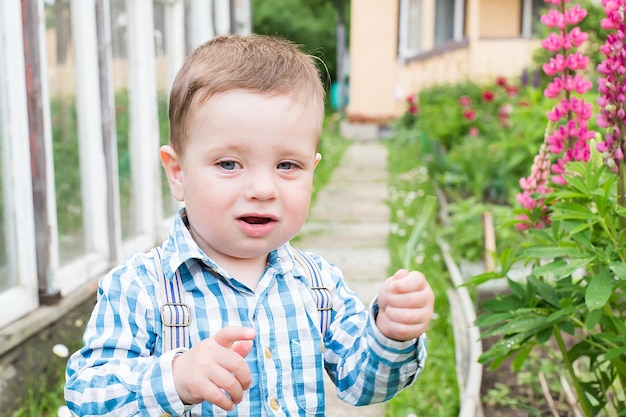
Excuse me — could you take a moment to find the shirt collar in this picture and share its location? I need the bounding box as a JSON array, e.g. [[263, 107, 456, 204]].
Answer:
[[158, 208, 300, 282]]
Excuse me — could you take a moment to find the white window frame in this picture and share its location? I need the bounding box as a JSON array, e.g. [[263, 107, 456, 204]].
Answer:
[[187, 0, 215, 51], [399, 0, 423, 58], [434, 0, 465, 46], [122, 0, 164, 256], [0, 0, 39, 328], [48, 0, 110, 295]]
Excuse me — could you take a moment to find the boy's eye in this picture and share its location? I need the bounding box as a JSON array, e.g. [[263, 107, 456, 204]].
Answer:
[[277, 161, 298, 170], [219, 160, 238, 170]]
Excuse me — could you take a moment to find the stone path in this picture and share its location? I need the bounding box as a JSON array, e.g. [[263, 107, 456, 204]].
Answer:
[[296, 139, 389, 417]]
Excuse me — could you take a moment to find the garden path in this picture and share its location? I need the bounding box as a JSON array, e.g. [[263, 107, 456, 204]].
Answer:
[[297, 138, 389, 417]]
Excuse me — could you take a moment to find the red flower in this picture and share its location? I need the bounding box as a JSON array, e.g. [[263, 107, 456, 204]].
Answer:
[[458, 95, 471, 107], [463, 109, 476, 121], [482, 90, 495, 102], [408, 104, 419, 115], [406, 94, 417, 104], [495, 76, 507, 87], [468, 126, 480, 136], [506, 86, 519, 96]]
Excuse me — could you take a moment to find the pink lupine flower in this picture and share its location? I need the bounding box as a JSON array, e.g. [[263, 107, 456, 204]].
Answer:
[[596, 0, 626, 174], [516, 142, 553, 229], [517, 0, 594, 228]]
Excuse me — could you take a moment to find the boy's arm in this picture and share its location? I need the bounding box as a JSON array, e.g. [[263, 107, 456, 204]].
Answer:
[[64, 262, 188, 417], [319, 260, 429, 405]]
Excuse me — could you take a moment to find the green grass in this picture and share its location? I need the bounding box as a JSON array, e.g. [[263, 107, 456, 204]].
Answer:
[[312, 113, 351, 204], [384, 129, 460, 416]]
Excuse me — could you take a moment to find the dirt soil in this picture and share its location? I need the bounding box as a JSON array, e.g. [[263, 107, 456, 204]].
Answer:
[[0, 298, 96, 415]]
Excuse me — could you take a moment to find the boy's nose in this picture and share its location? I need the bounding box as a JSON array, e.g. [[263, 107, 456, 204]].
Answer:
[[245, 171, 278, 201]]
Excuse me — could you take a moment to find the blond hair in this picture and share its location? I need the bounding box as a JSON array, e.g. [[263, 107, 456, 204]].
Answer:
[[168, 34, 326, 155]]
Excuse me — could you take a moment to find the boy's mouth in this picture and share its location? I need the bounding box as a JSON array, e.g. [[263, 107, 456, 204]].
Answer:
[[240, 216, 272, 225]]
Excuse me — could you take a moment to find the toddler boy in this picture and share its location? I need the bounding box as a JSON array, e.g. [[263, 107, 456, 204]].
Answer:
[[65, 34, 435, 416]]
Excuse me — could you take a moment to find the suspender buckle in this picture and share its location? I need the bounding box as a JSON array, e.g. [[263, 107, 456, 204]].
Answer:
[[310, 286, 333, 310], [161, 302, 191, 327]]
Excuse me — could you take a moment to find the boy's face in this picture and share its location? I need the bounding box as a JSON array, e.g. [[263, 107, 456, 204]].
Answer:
[[161, 90, 322, 267]]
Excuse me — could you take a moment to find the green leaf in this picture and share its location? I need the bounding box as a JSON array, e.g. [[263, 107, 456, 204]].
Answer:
[[547, 305, 575, 322], [463, 271, 504, 287], [530, 258, 591, 281], [519, 246, 585, 259], [604, 347, 626, 361], [563, 174, 589, 194], [536, 327, 552, 343], [557, 320, 575, 335], [480, 294, 525, 312], [527, 275, 560, 308], [508, 278, 528, 302], [482, 315, 548, 337], [550, 202, 593, 220], [584, 308, 603, 331], [474, 312, 512, 328], [511, 346, 532, 371], [404, 195, 437, 269], [585, 267, 613, 311], [610, 262, 626, 280], [479, 332, 535, 365], [568, 221, 594, 236]]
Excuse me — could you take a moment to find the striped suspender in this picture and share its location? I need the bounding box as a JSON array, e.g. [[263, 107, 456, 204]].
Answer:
[[152, 248, 191, 352], [152, 248, 193, 416], [293, 249, 333, 339], [153, 247, 332, 342]]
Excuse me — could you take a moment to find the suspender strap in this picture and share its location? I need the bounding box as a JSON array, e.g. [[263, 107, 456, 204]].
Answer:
[[293, 249, 333, 339], [152, 248, 191, 353]]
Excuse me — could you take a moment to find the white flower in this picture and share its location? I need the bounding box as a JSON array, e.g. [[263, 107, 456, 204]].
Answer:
[[57, 405, 73, 417], [53, 343, 69, 358]]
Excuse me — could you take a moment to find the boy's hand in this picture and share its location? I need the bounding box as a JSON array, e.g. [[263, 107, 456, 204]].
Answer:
[[375, 269, 435, 341], [172, 326, 256, 410]]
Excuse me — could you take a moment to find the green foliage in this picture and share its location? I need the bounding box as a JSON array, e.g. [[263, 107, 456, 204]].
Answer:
[[312, 114, 351, 204], [385, 131, 459, 417], [51, 96, 83, 237], [252, 0, 347, 87], [394, 79, 551, 262], [469, 159, 626, 416], [404, 79, 549, 206]]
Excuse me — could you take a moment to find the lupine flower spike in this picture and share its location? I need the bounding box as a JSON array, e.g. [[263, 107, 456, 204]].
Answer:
[[596, 0, 626, 212], [516, 0, 594, 228]]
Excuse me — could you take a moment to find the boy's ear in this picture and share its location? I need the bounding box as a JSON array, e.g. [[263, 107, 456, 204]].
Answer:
[[160, 145, 185, 202], [314, 152, 322, 168]]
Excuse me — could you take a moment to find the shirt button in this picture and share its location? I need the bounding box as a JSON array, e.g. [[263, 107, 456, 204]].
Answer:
[[264, 346, 272, 359], [269, 397, 280, 411]]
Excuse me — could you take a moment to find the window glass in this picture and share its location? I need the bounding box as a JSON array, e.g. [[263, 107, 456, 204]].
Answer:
[[531, 0, 546, 35], [0, 116, 9, 291], [435, 0, 455, 46], [153, 0, 178, 216], [406, 0, 422, 53], [45, 0, 86, 264], [399, 0, 423, 58], [110, 0, 138, 238]]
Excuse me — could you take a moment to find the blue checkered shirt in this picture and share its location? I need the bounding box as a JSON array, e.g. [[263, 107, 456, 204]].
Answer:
[[65, 211, 427, 416]]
